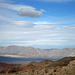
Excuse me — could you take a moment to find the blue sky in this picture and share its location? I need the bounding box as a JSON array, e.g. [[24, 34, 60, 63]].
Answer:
[[0, 0, 75, 49]]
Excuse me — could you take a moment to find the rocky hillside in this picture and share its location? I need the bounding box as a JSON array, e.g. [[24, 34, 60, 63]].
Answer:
[[0, 63, 18, 70], [0, 56, 75, 75]]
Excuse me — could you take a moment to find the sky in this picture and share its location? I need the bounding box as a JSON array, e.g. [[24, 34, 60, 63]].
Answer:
[[0, 0, 75, 49]]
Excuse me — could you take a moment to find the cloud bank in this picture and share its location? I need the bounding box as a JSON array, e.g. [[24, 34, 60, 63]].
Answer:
[[0, 19, 75, 48]]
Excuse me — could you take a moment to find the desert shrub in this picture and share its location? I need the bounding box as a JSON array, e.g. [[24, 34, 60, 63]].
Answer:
[[49, 74, 53, 75], [37, 72, 39, 74], [45, 69, 48, 73], [32, 69, 35, 72], [54, 69, 56, 72]]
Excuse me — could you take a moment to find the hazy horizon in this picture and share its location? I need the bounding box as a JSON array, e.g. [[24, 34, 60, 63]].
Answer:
[[0, 45, 75, 49]]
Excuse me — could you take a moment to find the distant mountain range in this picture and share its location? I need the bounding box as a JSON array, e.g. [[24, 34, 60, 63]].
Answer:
[[0, 45, 75, 59]]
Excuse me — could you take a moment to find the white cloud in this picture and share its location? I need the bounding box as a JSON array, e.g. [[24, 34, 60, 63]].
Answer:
[[7, 20, 35, 27], [18, 8, 43, 17], [53, 19, 75, 23], [0, 15, 35, 27], [41, 9, 47, 12], [0, 3, 34, 11], [34, 21, 55, 25], [0, 1, 45, 17]]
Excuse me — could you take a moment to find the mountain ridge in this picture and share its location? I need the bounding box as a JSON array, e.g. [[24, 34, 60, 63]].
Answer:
[[0, 45, 75, 59]]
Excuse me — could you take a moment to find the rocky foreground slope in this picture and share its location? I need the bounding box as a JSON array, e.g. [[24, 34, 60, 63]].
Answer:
[[0, 56, 75, 75]]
